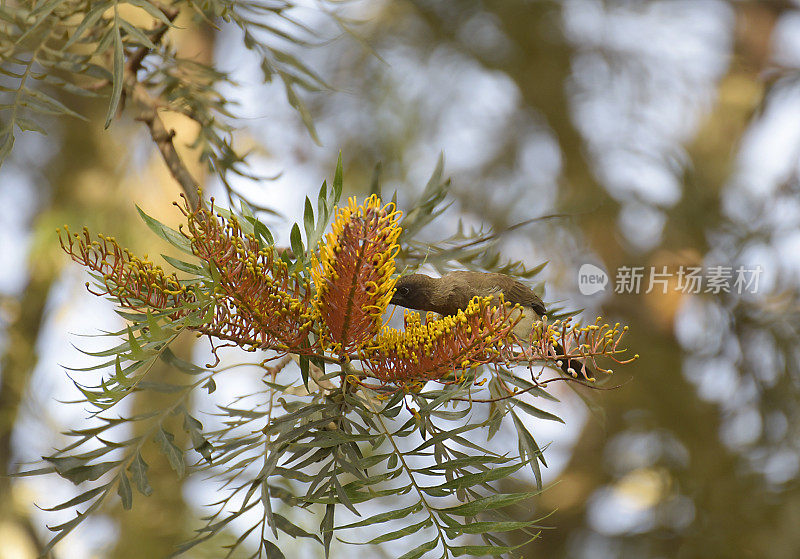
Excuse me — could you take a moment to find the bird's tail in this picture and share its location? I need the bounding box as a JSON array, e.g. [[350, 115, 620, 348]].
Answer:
[[553, 343, 594, 381]]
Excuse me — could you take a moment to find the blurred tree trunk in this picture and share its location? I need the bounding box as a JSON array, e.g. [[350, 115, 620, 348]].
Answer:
[[529, 2, 797, 558], [0, 87, 128, 558], [108, 17, 216, 559], [0, 241, 56, 556]]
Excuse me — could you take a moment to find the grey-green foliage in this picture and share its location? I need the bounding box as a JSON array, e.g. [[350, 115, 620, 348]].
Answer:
[[23, 161, 565, 558], [0, 0, 333, 176]]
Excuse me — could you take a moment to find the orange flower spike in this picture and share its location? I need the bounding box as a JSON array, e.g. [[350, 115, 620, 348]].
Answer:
[[58, 226, 194, 315], [182, 199, 315, 353], [311, 195, 402, 357]]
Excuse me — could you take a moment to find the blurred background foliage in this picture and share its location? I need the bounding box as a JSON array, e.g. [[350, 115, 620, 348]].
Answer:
[[2, 0, 800, 557]]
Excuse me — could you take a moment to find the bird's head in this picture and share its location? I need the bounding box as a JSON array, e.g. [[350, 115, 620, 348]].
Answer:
[[390, 274, 437, 311]]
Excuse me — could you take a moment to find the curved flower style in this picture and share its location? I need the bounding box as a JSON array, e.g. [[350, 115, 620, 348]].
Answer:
[[59, 227, 194, 316], [363, 295, 521, 387], [184, 200, 315, 352], [311, 195, 401, 357]]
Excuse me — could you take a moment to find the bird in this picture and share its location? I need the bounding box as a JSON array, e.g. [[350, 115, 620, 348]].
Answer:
[[390, 271, 592, 378]]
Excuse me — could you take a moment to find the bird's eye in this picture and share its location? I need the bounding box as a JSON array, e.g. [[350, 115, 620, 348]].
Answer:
[[398, 286, 410, 296]]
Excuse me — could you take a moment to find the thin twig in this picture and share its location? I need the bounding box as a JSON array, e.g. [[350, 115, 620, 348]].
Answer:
[[113, 4, 201, 207], [132, 84, 200, 208], [126, 6, 179, 76]]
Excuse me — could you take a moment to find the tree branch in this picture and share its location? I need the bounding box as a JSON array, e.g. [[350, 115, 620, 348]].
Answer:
[[132, 84, 200, 209], [120, 4, 201, 208]]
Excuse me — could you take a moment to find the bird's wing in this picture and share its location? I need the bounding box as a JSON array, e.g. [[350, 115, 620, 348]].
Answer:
[[443, 271, 547, 316], [501, 280, 547, 316]]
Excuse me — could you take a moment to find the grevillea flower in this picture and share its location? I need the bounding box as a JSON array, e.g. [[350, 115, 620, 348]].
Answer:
[[183, 199, 315, 352], [311, 195, 401, 357], [524, 317, 638, 377], [59, 227, 194, 316], [362, 295, 521, 388]]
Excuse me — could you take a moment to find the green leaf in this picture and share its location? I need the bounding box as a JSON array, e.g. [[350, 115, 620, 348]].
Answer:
[[273, 513, 321, 542], [136, 206, 193, 253], [283, 81, 319, 144], [363, 518, 432, 544], [39, 485, 106, 511], [154, 428, 185, 477], [161, 254, 204, 275], [136, 380, 187, 393], [66, 2, 111, 48], [145, 311, 165, 339], [333, 151, 343, 203], [411, 422, 484, 453], [0, 125, 15, 165], [309, 354, 326, 387], [303, 195, 315, 243], [450, 543, 520, 556], [270, 48, 330, 88], [451, 519, 540, 535], [316, 180, 328, 229], [95, 26, 116, 55], [333, 474, 359, 516], [128, 452, 153, 496], [15, 116, 46, 134], [334, 502, 423, 530], [400, 154, 451, 240], [119, 18, 157, 49], [299, 353, 310, 389], [42, 497, 105, 554], [105, 9, 123, 129], [423, 461, 528, 493], [396, 538, 439, 559], [22, 87, 87, 120], [183, 412, 212, 462], [118, 472, 133, 509], [124, 0, 175, 25], [290, 223, 304, 258], [513, 399, 564, 423], [263, 539, 286, 559], [45, 457, 118, 485], [321, 503, 334, 558], [412, 455, 512, 476], [262, 478, 278, 538], [161, 348, 205, 375], [252, 219, 275, 246], [370, 161, 382, 196], [239, 199, 255, 219], [437, 491, 540, 517], [512, 411, 545, 488]]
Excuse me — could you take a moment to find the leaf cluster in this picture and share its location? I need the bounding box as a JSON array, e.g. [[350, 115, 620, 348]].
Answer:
[[0, 0, 339, 194]]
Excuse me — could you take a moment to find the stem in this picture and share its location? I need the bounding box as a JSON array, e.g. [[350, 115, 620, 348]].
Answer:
[[370, 403, 448, 556], [111, 4, 201, 208], [132, 85, 200, 208]]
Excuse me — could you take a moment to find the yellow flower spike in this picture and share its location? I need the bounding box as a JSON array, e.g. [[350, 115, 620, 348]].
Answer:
[[363, 293, 519, 386], [311, 196, 402, 357]]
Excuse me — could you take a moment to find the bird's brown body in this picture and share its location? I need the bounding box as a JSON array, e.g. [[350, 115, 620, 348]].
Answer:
[[390, 271, 591, 378], [390, 272, 546, 340]]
